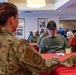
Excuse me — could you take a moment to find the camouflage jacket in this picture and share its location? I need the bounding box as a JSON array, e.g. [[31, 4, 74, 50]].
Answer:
[[0, 27, 59, 75]]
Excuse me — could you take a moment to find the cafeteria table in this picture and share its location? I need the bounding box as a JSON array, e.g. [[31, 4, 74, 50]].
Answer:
[[40, 52, 76, 75]]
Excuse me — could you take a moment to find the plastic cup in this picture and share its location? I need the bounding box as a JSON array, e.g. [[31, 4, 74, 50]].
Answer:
[[65, 48, 71, 54]]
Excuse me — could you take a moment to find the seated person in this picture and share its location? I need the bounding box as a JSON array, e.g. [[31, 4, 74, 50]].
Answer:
[[37, 28, 48, 53], [29, 31, 39, 43], [67, 31, 76, 52], [36, 31, 40, 36], [27, 31, 33, 42], [40, 21, 70, 53]]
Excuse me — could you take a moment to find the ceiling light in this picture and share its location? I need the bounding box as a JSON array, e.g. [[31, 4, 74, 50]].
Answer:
[[27, 0, 46, 8]]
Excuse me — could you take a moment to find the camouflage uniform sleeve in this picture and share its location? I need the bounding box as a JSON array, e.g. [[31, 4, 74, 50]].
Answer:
[[17, 39, 59, 73], [0, 28, 59, 74], [60, 55, 76, 67], [1, 30, 59, 74]]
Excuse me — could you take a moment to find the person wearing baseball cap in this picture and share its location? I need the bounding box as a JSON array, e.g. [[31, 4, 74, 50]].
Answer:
[[47, 20, 57, 37], [40, 21, 70, 53]]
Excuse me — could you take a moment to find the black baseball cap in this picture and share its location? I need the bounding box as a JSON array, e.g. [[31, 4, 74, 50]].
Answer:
[[47, 21, 57, 30]]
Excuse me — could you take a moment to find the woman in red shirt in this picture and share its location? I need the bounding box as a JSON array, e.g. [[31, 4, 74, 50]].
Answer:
[[67, 31, 76, 52]]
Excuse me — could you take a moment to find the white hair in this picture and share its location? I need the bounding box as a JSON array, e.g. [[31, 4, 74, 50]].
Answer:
[[67, 31, 74, 37]]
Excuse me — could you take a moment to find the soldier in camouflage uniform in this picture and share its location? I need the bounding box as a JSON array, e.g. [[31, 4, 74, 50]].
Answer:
[[0, 2, 60, 75], [0, 2, 76, 75]]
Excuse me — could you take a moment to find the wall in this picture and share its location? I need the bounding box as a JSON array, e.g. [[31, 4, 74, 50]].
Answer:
[[59, 20, 76, 30], [19, 13, 76, 39], [19, 14, 59, 39]]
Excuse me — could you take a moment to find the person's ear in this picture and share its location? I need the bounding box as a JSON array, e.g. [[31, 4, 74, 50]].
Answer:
[[10, 16, 15, 25]]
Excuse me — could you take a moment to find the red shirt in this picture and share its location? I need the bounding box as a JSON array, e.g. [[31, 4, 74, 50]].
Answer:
[[68, 37, 76, 47]]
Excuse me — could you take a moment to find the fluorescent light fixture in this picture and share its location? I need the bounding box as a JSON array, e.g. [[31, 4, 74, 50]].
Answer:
[[27, 0, 46, 8]]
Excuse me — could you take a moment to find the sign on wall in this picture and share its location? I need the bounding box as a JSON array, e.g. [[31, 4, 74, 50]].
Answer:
[[16, 18, 25, 38], [37, 18, 48, 34]]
